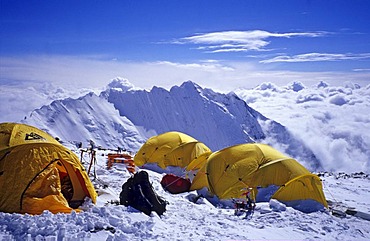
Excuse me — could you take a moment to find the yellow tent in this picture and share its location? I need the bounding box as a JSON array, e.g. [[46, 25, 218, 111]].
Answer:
[[0, 122, 97, 214], [186, 151, 212, 191], [164, 141, 211, 168], [134, 131, 210, 169], [206, 143, 327, 207], [272, 174, 328, 207]]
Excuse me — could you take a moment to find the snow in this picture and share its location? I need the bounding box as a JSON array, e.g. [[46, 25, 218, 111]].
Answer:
[[1, 151, 370, 241], [1, 79, 370, 240], [23, 80, 321, 170]]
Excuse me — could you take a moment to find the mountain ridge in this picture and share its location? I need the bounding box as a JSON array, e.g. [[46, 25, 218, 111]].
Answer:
[[23, 80, 321, 170]]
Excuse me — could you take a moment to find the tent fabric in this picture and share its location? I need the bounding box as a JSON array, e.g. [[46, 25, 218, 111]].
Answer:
[[206, 143, 327, 206], [134, 131, 197, 168], [0, 122, 97, 214], [245, 158, 310, 188], [134, 131, 210, 169], [0, 122, 61, 150], [186, 152, 211, 191], [272, 174, 328, 207], [164, 141, 211, 168], [206, 143, 291, 199]]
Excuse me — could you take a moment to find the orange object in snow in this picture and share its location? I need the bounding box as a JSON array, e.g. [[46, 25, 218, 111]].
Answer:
[[107, 153, 135, 174]]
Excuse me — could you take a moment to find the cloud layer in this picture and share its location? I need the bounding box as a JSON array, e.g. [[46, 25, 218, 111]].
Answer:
[[235, 81, 370, 173], [1, 75, 369, 172], [2, 55, 370, 95], [177, 30, 326, 53]]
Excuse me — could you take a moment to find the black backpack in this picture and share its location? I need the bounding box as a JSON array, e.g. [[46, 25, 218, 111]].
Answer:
[[119, 171, 167, 216]]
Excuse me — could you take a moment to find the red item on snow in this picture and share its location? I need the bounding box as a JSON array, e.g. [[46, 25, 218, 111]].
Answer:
[[160, 174, 191, 194]]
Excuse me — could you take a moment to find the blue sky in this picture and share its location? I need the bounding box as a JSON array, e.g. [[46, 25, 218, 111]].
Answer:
[[1, 0, 370, 91]]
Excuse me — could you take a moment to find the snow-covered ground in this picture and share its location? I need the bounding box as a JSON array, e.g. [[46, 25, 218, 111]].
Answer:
[[1, 79, 370, 240], [1, 149, 369, 241]]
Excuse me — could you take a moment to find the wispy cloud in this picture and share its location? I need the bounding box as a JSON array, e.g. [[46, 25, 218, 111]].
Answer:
[[176, 30, 327, 53], [261, 53, 370, 63], [353, 68, 370, 72], [2, 55, 370, 94]]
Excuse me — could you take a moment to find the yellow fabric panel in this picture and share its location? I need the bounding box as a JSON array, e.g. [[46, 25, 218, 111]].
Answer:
[[21, 163, 73, 214], [0, 142, 96, 214], [187, 152, 211, 191], [0, 144, 55, 213], [50, 146, 97, 203], [272, 174, 328, 207], [22, 195, 74, 215], [186, 152, 211, 171], [189, 161, 209, 191], [206, 144, 266, 199], [206, 143, 312, 200], [0, 122, 60, 151], [246, 159, 310, 188], [254, 143, 290, 161], [0, 123, 12, 150], [134, 131, 198, 168], [189, 167, 208, 191], [164, 142, 211, 168]]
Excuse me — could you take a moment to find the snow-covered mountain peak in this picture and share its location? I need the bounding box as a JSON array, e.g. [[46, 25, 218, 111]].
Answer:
[[178, 80, 203, 91], [23, 92, 145, 151], [23, 80, 322, 170]]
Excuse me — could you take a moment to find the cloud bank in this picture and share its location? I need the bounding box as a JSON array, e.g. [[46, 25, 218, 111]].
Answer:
[[235, 81, 370, 173], [1, 54, 370, 126], [177, 30, 327, 53], [2, 55, 369, 94]]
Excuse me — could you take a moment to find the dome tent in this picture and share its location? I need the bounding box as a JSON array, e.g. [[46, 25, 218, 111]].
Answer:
[[134, 131, 211, 194], [134, 131, 211, 169], [0, 122, 97, 214], [206, 143, 327, 208]]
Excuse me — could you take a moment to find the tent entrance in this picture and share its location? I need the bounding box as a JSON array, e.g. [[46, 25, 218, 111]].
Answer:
[[20, 158, 90, 213], [57, 160, 90, 209]]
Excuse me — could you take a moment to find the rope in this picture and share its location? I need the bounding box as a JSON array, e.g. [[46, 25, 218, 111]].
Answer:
[[238, 179, 257, 203], [323, 178, 339, 204], [163, 174, 187, 190], [94, 177, 121, 198]]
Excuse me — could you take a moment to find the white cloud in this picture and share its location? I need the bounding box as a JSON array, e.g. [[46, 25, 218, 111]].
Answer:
[[236, 82, 370, 172], [2, 55, 370, 97], [353, 68, 370, 72], [0, 82, 93, 122], [1, 56, 369, 172], [1, 55, 369, 123], [261, 53, 370, 63], [177, 30, 327, 53]]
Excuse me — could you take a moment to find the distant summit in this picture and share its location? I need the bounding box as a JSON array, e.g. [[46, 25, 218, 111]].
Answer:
[[23, 81, 322, 170]]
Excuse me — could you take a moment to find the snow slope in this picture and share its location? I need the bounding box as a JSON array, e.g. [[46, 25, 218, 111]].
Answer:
[[1, 149, 369, 241], [24, 92, 145, 152], [1, 79, 370, 240], [23, 80, 321, 170]]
